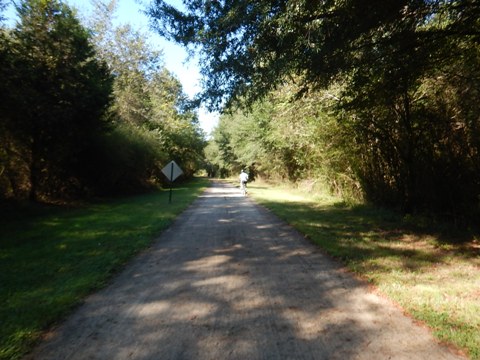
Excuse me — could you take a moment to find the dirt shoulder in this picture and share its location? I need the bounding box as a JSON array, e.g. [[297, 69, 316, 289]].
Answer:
[[25, 181, 466, 359]]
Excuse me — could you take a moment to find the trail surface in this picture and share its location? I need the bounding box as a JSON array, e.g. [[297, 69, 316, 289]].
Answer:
[[26, 181, 465, 360]]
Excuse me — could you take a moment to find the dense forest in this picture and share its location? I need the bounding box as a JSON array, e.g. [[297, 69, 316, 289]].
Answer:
[[2, 0, 479, 225], [0, 0, 206, 202], [149, 0, 480, 224]]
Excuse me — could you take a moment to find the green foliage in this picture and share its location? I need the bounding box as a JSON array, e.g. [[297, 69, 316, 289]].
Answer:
[[206, 83, 361, 200], [0, 0, 206, 201], [0, 0, 113, 200], [89, 0, 206, 187], [336, 26, 480, 218], [83, 123, 168, 194], [90, 0, 163, 127], [0, 178, 208, 360], [148, 0, 479, 110], [163, 0, 480, 222]]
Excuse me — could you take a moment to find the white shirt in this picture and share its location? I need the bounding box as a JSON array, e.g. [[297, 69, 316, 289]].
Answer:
[[240, 172, 249, 182]]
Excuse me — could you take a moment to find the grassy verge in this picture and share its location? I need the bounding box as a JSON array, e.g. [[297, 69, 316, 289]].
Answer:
[[247, 181, 479, 359], [0, 178, 208, 360]]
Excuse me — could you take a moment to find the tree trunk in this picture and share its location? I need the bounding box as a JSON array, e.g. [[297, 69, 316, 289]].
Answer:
[[400, 91, 415, 214], [29, 129, 40, 202]]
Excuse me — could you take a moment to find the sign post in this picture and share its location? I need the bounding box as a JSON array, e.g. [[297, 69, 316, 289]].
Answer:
[[161, 160, 183, 203]]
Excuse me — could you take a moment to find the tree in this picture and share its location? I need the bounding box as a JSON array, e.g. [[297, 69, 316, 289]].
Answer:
[[88, 0, 205, 190], [151, 0, 480, 221], [147, 0, 479, 110], [0, 0, 113, 200], [207, 82, 360, 199], [90, 0, 165, 127], [0, 0, 7, 22], [0, 11, 28, 197]]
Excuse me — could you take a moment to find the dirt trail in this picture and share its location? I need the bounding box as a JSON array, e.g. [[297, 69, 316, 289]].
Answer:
[[26, 181, 465, 360]]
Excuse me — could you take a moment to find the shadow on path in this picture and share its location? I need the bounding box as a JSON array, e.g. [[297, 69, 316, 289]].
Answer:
[[26, 182, 465, 360]]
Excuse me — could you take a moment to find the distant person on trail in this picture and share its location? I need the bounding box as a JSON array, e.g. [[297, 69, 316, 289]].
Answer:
[[239, 169, 249, 195]]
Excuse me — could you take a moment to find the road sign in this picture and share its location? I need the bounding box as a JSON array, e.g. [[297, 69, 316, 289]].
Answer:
[[161, 161, 184, 204], [161, 161, 183, 182]]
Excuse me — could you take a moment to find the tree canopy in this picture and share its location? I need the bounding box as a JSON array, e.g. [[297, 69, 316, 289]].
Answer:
[[148, 0, 480, 110], [0, 0, 206, 201], [1, 0, 113, 200], [153, 0, 480, 223]]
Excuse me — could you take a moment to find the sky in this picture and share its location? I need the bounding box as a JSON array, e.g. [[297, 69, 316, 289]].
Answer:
[[4, 0, 219, 135]]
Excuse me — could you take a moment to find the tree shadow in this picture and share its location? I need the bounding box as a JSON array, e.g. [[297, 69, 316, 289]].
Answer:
[[256, 198, 480, 272], [26, 182, 462, 359]]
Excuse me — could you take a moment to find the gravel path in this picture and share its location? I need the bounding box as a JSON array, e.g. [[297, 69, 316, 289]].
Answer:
[[26, 181, 465, 360]]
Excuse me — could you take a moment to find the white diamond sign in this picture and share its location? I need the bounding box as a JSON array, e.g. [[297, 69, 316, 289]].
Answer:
[[161, 160, 183, 182]]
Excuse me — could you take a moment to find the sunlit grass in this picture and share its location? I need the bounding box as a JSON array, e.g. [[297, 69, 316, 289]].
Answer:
[[247, 180, 480, 359], [0, 178, 208, 360]]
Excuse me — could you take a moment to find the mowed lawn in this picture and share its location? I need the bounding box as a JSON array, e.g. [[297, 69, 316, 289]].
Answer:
[[246, 181, 480, 359], [0, 178, 208, 360]]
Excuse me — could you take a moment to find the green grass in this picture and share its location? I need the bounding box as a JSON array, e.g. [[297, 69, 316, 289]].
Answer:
[[0, 178, 208, 360], [247, 181, 480, 359]]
